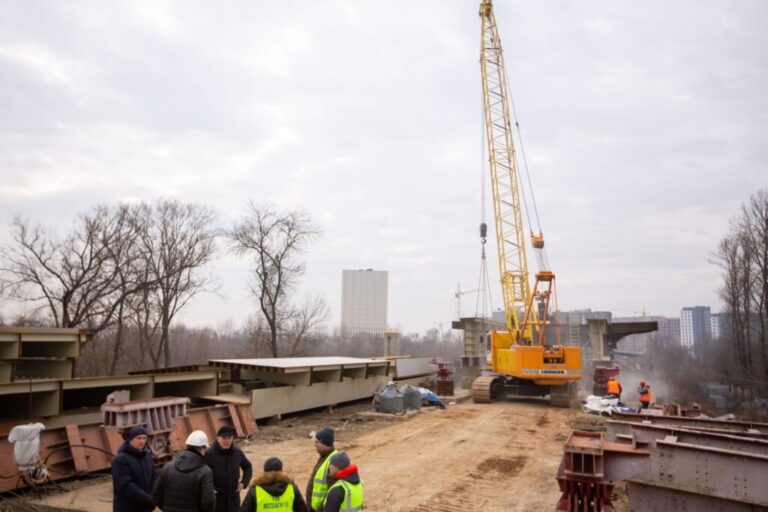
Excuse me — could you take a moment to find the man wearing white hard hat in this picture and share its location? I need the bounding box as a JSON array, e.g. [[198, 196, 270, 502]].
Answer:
[[152, 430, 216, 512]]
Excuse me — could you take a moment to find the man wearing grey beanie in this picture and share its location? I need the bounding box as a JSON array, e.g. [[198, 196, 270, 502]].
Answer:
[[322, 451, 363, 512]]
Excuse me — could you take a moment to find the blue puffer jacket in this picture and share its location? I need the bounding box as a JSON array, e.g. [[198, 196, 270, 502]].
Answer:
[[111, 441, 157, 512]]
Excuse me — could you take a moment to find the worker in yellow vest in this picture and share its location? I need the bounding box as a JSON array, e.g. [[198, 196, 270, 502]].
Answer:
[[322, 452, 363, 512], [239, 457, 307, 512], [606, 377, 622, 400], [306, 428, 337, 512]]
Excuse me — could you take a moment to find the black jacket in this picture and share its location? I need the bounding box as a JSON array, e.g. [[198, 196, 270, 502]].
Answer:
[[153, 448, 216, 512], [322, 467, 361, 512], [204, 441, 253, 512], [306, 450, 336, 512], [239, 471, 308, 512], [112, 441, 157, 512]]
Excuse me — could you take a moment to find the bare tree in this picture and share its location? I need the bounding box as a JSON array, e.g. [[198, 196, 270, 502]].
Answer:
[[228, 203, 321, 357], [282, 294, 330, 356], [715, 188, 768, 392], [0, 205, 147, 332], [132, 200, 218, 368], [741, 190, 768, 376]]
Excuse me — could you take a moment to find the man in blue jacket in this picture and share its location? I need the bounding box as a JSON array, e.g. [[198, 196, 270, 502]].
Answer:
[[112, 425, 157, 512]]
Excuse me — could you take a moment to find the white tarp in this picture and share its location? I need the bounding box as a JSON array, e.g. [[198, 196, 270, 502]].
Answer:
[[582, 395, 620, 416], [8, 423, 45, 471]]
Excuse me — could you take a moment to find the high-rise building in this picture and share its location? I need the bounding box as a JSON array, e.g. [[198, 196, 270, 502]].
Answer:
[[710, 312, 728, 340], [340, 269, 388, 337], [680, 306, 711, 354], [657, 317, 681, 344]]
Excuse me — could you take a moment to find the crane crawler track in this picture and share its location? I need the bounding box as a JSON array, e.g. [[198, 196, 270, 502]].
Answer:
[[471, 375, 500, 403]]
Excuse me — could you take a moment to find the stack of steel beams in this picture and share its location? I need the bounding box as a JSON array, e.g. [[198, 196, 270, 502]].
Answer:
[[606, 413, 768, 510]]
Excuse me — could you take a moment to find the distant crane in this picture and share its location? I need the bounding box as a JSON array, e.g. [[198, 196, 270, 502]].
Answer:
[[454, 283, 481, 320]]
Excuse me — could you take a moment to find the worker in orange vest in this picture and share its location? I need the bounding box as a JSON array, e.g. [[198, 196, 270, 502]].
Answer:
[[606, 377, 622, 400], [637, 380, 652, 409]]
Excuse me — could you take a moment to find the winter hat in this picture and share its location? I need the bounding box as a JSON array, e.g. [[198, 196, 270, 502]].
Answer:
[[329, 451, 350, 470], [217, 425, 235, 437], [312, 427, 334, 447], [186, 430, 210, 448], [263, 457, 283, 472], [128, 426, 148, 441]]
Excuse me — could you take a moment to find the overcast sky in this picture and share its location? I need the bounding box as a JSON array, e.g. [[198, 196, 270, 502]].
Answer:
[[1, 1, 766, 335]]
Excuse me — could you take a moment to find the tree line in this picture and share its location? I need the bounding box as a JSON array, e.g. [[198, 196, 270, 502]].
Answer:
[[0, 199, 330, 373], [714, 189, 768, 394]]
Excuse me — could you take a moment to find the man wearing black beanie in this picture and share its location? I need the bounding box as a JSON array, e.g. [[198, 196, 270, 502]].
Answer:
[[112, 425, 157, 512], [205, 426, 253, 512], [239, 457, 308, 512]]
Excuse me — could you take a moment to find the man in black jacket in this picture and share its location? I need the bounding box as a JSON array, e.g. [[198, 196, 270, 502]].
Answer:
[[153, 430, 216, 512], [322, 452, 363, 512], [112, 425, 157, 512], [239, 457, 307, 512], [205, 426, 253, 512]]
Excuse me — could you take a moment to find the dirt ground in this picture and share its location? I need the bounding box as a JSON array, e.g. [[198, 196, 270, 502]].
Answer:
[[11, 397, 626, 512]]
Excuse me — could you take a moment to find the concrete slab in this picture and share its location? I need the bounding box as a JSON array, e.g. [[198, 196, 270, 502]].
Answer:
[[210, 356, 389, 372]]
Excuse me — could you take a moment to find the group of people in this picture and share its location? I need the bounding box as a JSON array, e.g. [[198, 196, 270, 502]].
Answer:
[[606, 376, 653, 409], [112, 425, 362, 512]]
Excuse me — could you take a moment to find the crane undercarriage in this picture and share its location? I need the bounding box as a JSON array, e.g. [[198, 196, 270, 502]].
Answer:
[[470, 374, 579, 408]]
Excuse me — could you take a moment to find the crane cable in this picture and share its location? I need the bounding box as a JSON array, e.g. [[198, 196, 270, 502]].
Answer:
[[477, 88, 494, 319]]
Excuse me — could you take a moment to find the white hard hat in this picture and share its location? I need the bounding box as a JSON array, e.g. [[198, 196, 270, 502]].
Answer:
[[185, 430, 209, 448]]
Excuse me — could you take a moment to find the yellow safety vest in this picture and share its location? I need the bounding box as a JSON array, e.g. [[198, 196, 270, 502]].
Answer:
[[310, 450, 338, 510], [255, 483, 294, 511], [323, 479, 364, 512]]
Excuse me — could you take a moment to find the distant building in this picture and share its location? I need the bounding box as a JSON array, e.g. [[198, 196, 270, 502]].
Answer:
[[710, 312, 728, 340], [681, 306, 711, 355], [657, 316, 681, 344], [340, 269, 388, 337]]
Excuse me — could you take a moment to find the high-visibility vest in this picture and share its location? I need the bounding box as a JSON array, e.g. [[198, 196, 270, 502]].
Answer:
[[323, 479, 364, 512], [639, 386, 652, 403], [255, 484, 294, 511], [310, 450, 338, 510], [606, 380, 621, 395]]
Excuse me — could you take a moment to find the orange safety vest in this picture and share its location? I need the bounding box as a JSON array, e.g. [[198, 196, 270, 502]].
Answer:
[[606, 380, 621, 395], [639, 385, 652, 403]]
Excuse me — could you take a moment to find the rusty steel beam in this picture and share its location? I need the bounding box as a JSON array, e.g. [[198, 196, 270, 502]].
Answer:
[[627, 480, 759, 512], [0, 422, 123, 493], [627, 438, 768, 509], [556, 431, 649, 511], [170, 403, 257, 452], [0, 402, 257, 494], [611, 411, 768, 435], [607, 420, 768, 456]]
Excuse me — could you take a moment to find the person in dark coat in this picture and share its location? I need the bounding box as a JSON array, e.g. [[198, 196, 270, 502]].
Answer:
[[322, 452, 363, 512], [205, 426, 253, 512], [306, 428, 337, 512], [112, 425, 157, 512], [153, 430, 216, 512], [239, 457, 307, 512]]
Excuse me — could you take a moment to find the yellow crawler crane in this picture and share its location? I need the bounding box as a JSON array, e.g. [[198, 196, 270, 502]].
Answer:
[[471, 0, 581, 407]]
